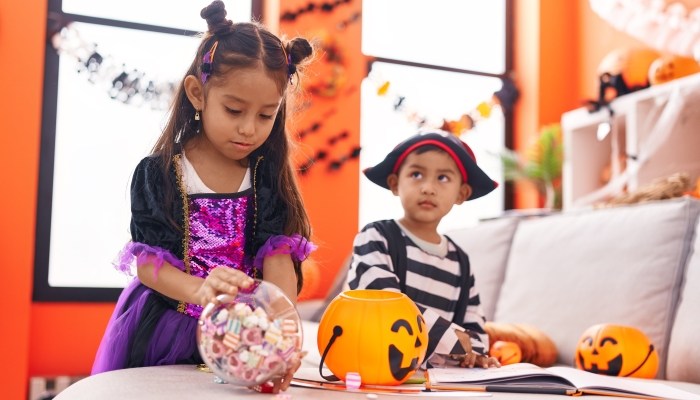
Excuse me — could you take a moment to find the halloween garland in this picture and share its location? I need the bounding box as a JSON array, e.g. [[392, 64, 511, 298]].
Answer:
[[302, 30, 350, 98], [51, 25, 177, 110], [281, 0, 352, 21], [335, 12, 361, 31], [373, 75, 520, 137], [328, 146, 362, 171], [297, 130, 361, 175]]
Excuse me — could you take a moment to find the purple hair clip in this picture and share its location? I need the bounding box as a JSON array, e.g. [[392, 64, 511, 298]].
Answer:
[[287, 54, 294, 85], [201, 41, 219, 84], [281, 44, 295, 85]]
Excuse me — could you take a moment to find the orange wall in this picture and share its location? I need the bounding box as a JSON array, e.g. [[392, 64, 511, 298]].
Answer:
[[0, 0, 47, 398], [513, 0, 580, 208], [278, 0, 363, 301]]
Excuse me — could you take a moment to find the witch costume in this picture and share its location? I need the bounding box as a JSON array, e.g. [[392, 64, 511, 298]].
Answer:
[[92, 152, 315, 374]]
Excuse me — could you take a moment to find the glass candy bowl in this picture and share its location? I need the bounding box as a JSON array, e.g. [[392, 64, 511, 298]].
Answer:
[[197, 280, 303, 386]]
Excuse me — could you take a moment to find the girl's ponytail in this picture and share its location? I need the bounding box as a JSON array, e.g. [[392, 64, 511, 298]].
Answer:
[[200, 0, 233, 36], [284, 38, 314, 87]]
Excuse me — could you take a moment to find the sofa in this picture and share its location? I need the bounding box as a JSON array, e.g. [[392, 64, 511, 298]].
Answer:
[[299, 196, 700, 384], [58, 197, 700, 399]]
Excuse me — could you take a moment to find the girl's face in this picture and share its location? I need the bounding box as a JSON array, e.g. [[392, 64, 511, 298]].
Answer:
[[186, 67, 284, 161]]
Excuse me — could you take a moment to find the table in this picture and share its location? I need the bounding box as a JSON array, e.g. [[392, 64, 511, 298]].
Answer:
[[55, 365, 700, 399]]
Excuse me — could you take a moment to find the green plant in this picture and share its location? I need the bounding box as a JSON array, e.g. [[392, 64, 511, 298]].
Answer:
[[500, 124, 563, 209]]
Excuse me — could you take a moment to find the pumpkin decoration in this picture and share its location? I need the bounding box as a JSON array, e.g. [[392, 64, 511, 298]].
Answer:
[[587, 48, 660, 112], [317, 290, 428, 386], [648, 55, 700, 86], [597, 48, 660, 90], [575, 324, 658, 379], [484, 322, 558, 367], [490, 341, 522, 365]]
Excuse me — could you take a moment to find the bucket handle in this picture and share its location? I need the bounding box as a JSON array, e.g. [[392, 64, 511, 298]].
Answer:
[[319, 325, 343, 381]]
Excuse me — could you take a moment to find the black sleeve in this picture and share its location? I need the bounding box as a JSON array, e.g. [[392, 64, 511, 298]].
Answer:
[[129, 156, 184, 258]]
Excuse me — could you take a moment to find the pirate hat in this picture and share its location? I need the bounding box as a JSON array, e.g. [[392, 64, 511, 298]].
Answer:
[[363, 130, 498, 200]]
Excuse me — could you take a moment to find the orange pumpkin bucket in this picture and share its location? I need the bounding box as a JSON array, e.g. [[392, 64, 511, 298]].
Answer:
[[575, 324, 658, 379], [317, 290, 428, 386]]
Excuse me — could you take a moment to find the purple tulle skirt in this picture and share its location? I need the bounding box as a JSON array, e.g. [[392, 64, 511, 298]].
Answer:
[[91, 278, 200, 375]]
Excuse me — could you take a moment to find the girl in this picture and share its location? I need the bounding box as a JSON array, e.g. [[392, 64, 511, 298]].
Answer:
[[92, 1, 316, 391]]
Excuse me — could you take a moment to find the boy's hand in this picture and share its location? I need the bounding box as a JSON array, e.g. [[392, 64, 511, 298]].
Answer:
[[453, 329, 502, 369], [195, 267, 254, 306], [460, 354, 502, 369]]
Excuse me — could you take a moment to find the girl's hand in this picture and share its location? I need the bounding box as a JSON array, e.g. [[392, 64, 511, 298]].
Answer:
[[251, 351, 306, 394], [195, 267, 254, 306], [270, 352, 303, 393]]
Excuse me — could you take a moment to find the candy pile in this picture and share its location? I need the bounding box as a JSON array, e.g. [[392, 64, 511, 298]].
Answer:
[[199, 302, 301, 384]]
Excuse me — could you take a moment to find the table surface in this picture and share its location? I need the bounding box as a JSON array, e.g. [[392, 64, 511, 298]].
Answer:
[[55, 365, 700, 400]]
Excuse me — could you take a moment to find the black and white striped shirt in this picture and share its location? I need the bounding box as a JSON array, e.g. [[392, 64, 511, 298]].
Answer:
[[347, 221, 488, 364]]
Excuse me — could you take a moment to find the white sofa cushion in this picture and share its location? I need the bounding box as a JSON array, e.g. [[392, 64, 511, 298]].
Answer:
[[666, 215, 700, 383], [494, 198, 700, 379], [447, 217, 520, 322]]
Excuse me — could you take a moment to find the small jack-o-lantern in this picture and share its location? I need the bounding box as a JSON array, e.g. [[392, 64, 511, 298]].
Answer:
[[317, 290, 428, 386], [490, 341, 522, 365], [598, 48, 660, 89], [587, 48, 660, 111], [575, 324, 658, 379], [648, 56, 700, 86]]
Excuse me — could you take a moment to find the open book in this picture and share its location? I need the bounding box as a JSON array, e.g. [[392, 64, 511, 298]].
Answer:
[[427, 364, 700, 399]]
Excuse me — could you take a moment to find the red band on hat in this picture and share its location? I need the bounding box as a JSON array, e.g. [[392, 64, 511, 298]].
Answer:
[[392, 140, 468, 183]]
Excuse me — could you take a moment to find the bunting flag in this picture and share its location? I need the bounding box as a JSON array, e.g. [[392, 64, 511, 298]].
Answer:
[[51, 25, 177, 110]]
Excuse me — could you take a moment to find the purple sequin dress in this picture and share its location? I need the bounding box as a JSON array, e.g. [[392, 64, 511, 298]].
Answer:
[[92, 191, 256, 374], [92, 155, 315, 375]]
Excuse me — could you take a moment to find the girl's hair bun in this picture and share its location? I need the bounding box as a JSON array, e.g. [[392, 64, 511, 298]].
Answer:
[[286, 37, 313, 65], [201, 0, 233, 36]]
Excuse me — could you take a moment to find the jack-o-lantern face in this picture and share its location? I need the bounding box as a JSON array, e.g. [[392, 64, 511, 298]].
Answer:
[[388, 316, 426, 381], [649, 56, 700, 86], [318, 290, 429, 386], [574, 324, 658, 379]]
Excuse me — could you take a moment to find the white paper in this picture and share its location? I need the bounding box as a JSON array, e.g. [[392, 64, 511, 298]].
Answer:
[[428, 363, 556, 384], [549, 367, 700, 400]]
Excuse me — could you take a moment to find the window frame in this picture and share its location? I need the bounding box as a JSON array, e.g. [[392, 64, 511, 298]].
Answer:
[[363, 0, 515, 211], [33, 0, 262, 302]]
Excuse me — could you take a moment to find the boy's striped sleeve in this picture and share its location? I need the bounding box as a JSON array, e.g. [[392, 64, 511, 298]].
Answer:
[[347, 223, 487, 361]]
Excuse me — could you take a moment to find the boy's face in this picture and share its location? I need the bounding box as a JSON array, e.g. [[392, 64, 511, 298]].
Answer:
[[387, 149, 472, 225]]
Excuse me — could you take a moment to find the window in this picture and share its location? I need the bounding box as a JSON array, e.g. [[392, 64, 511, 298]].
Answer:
[[35, 0, 260, 301], [359, 0, 513, 232]]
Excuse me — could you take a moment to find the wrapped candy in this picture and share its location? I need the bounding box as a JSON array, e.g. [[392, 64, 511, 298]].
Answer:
[[227, 353, 243, 375], [223, 332, 240, 350], [264, 325, 282, 345], [281, 319, 298, 335], [208, 339, 226, 359], [243, 315, 260, 328], [226, 318, 242, 335], [242, 327, 263, 346]]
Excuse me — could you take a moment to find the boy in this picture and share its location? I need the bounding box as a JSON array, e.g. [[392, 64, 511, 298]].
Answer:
[[348, 130, 501, 369]]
